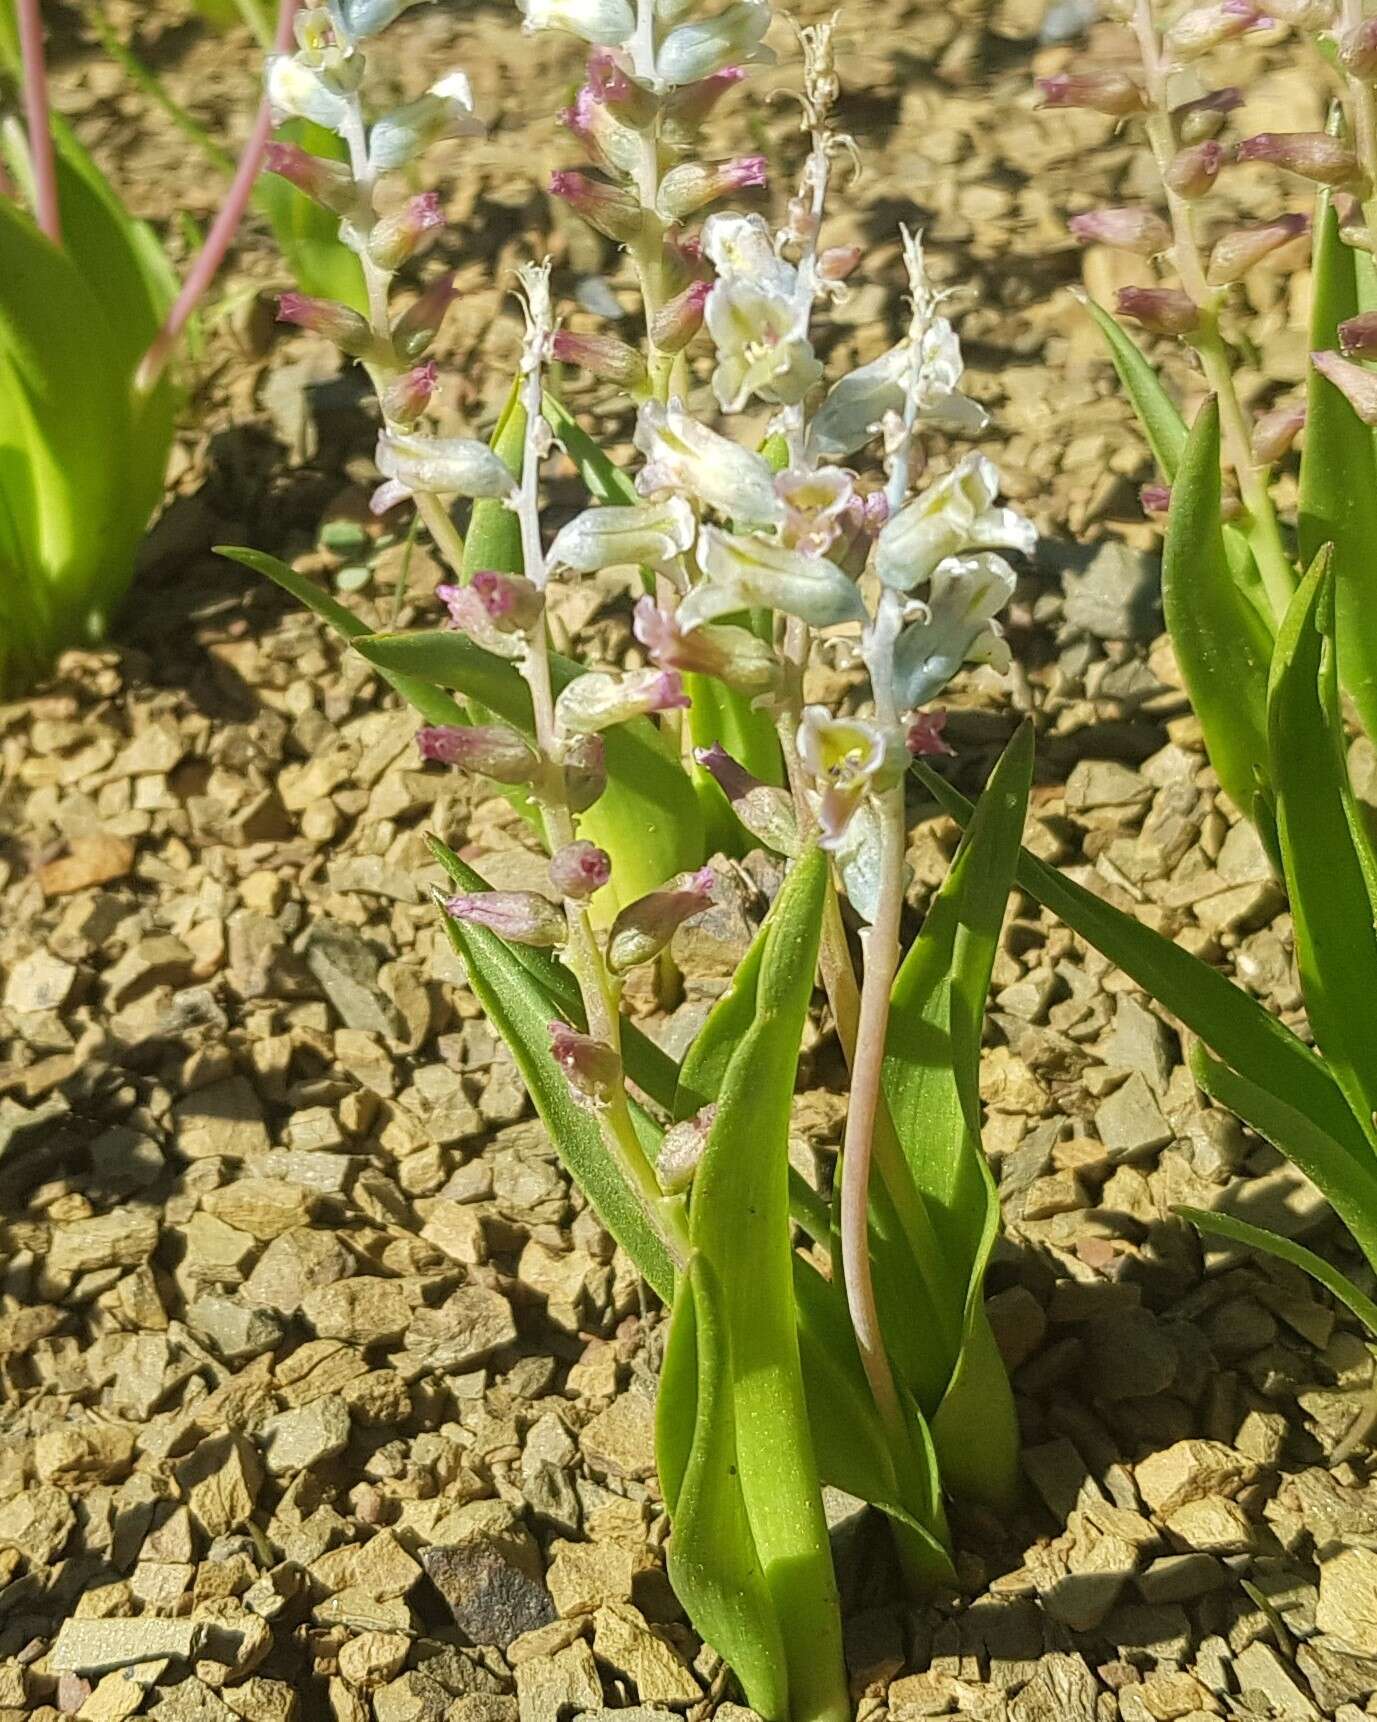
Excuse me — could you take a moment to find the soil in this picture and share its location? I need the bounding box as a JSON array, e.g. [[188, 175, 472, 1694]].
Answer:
[[2, 1, 1375, 1719]]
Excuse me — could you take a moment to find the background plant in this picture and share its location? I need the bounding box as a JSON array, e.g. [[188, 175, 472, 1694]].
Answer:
[[226, 1, 1045, 1713]]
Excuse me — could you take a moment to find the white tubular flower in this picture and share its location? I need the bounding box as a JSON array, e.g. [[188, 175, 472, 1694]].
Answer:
[[369, 74, 484, 173], [875, 454, 1035, 592], [634, 398, 784, 529], [518, 0, 635, 43], [703, 214, 821, 412], [889, 552, 1017, 712], [683, 526, 866, 630], [375, 431, 517, 499], [776, 465, 859, 554], [656, 0, 774, 83], [555, 667, 691, 734], [546, 497, 695, 574], [797, 708, 903, 852], [266, 55, 354, 130], [807, 316, 987, 459]]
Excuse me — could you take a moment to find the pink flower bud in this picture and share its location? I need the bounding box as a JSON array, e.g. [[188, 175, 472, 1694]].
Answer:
[[554, 667, 691, 735], [1140, 483, 1172, 517], [1207, 213, 1309, 283], [562, 734, 607, 812], [818, 245, 863, 282], [1339, 16, 1377, 76], [1164, 0, 1264, 62], [381, 361, 439, 427], [1115, 286, 1201, 335], [471, 570, 545, 631], [691, 744, 798, 853], [549, 1022, 622, 1105], [656, 1104, 717, 1192], [368, 192, 445, 270], [649, 279, 711, 353], [549, 170, 645, 243], [663, 66, 746, 143], [656, 156, 767, 220], [1251, 401, 1305, 461], [417, 723, 540, 782], [1236, 132, 1362, 186], [587, 49, 657, 125], [633, 597, 780, 693], [437, 579, 538, 658], [559, 85, 642, 175], [1173, 86, 1243, 143], [445, 892, 567, 946], [549, 841, 612, 899], [606, 868, 714, 973], [1340, 311, 1377, 357], [277, 293, 383, 361], [551, 328, 650, 394], [906, 710, 954, 758], [1034, 70, 1147, 116], [1068, 206, 1172, 255], [1165, 140, 1226, 199], [392, 271, 459, 361], [263, 141, 359, 215], [1314, 349, 1377, 424]]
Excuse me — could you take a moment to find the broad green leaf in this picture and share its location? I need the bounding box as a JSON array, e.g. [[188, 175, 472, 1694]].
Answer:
[[689, 846, 848, 1722], [658, 1257, 791, 1722], [1301, 190, 1377, 743], [257, 121, 368, 313], [440, 903, 675, 1302], [1189, 1045, 1377, 1273], [1175, 1205, 1377, 1335], [351, 628, 704, 907], [462, 378, 525, 580], [1267, 549, 1377, 1145], [912, 759, 1372, 1165], [1162, 397, 1273, 816]]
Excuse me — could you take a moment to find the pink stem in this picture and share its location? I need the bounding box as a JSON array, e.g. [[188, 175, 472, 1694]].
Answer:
[[133, 0, 300, 393], [17, 0, 61, 244]]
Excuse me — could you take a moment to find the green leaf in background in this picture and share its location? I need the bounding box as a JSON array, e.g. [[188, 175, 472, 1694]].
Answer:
[[463, 378, 526, 580], [1162, 397, 1273, 817], [688, 845, 849, 1722], [256, 120, 368, 314], [1301, 190, 1377, 744], [1174, 1204, 1377, 1335], [1267, 549, 1377, 1146], [544, 389, 639, 506], [657, 1257, 791, 1722]]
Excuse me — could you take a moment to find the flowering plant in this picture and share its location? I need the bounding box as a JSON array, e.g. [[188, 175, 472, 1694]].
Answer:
[[228, 2, 1041, 1714]]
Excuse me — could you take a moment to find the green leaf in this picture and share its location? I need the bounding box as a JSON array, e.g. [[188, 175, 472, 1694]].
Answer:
[[1086, 298, 1187, 480], [1175, 1205, 1377, 1335], [463, 378, 526, 580], [257, 121, 368, 314], [658, 1257, 791, 1722], [1267, 548, 1377, 1145], [911, 758, 1373, 1166], [1301, 189, 1377, 743], [544, 389, 639, 505], [688, 846, 848, 1722], [1162, 397, 1273, 816]]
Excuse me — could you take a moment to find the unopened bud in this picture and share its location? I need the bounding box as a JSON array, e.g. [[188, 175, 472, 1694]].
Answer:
[[559, 87, 642, 175], [634, 597, 779, 694], [277, 292, 386, 361], [551, 328, 650, 393], [562, 734, 607, 812], [549, 1022, 622, 1105], [1140, 483, 1172, 517], [906, 711, 954, 758], [263, 140, 359, 215], [1173, 86, 1243, 142], [649, 279, 711, 352], [1339, 16, 1377, 76], [1339, 310, 1377, 357], [587, 48, 658, 124], [471, 570, 545, 631], [656, 1105, 717, 1192], [1207, 213, 1309, 282], [368, 73, 484, 173], [1164, 0, 1264, 61], [435, 580, 534, 658], [1313, 350, 1377, 421], [445, 891, 566, 945], [549, 841, 612, 898], [377, 431, 516, 499], [549, 170, 645, 242], [663, 66, 746, 144], [692, 743, 798, 853], [1237, 131, 1362, 186], [818, 245, 863, 281], [368, 192, 445, 270], [555, 667, 691, 735], [1068, 206, 1172, 255], [417, 723, 541, 781], [392, 271, 459, 360], [656, 155, 766, 220], [606, 867, 714, 973], [381, 361, 439, 427], [1166, 139, 1226, 198], [1116, 285, 1201, 335], [1251, 401, 1305, 461], [1034, 70, 1147, 115]]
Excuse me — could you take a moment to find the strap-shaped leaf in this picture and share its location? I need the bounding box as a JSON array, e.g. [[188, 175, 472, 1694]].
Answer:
[[1162, 398, 1273, 816], [688, 846, 848, 1722], [1301, 190, 1377, 743], [1175, 1205, 1377, 1335], [658, 1258, 790, 1722], [462, 378, 525, 579], [544, 389, 640, 506], [912, 759, 1372, 1164], [1267, 550, 1377, 1146]]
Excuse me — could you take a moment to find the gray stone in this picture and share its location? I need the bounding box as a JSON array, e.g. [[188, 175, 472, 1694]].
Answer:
[[1102, 996, 1174, 1092], [1095, 1072, 1174, 1162], [1083, 1308, 1178, 1402], [51, 1618, 205, 1673], [422, 1539, 557, 1649], [259, 1395, 351, 1474], [172, 1078, 270, 1161], [186, 1295, 284, 1362], [302, 920, 408, 1042], [1008, 1653, 1100, 1722], [1297, 1635, 1377, 1708], [1233, 1642, 1319, 1718], [4, 949, 77, 1013], [1057, 541, 1161, 642]]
